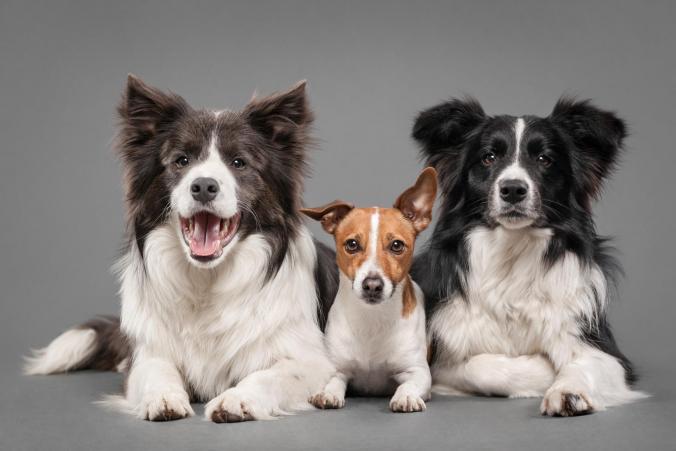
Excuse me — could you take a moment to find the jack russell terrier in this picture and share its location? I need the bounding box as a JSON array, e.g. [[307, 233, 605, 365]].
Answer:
[[301, 167, 437, 413]]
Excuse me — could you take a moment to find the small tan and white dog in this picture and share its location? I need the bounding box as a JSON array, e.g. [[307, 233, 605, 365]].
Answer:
[[301, 168, 437, 413]]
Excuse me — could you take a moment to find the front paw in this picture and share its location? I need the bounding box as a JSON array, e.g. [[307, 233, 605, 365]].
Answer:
[[310, 391, 345, 409], [541, 388, 594, 417], [205, 389, 259, 423], [141, 391, 193, 421], [389, 392, 426, 413]]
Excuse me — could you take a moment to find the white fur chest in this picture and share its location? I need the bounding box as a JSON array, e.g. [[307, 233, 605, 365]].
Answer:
[[119, 223, 323, 400], [430, 226, 606, 362], [325, 276, 427, 395]]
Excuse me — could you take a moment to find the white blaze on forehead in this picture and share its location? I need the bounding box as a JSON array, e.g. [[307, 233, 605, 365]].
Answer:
[[171, 132, 239, 219], [514, 117, 525, 162], [497, 117, 531, 184], [368, 208, 380, 263]]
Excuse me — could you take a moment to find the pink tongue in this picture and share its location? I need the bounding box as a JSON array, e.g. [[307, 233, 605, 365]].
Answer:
[[189, 212, 222, 256]]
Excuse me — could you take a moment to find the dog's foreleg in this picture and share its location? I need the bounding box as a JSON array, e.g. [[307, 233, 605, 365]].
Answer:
[[541, 346, 647, 416], [390, 365, 431, 412], [309, 371, 348, 409], [205, 357, 332, 423], [432, 353, 555, 398], [125, 353, 193, 421]]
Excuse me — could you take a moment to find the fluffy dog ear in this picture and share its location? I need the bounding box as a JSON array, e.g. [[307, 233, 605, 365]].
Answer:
[[412, 98, 486, 199], [244, 80, 314, 148], [549, 97, 627, 207], [300, 200, 354, 234], [412, 97, 486, 151], [118, 74, 189, 145], [394, 167, 438, 233]]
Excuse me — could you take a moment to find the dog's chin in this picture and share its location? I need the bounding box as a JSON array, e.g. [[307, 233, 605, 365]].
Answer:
[[178, 211, 241, 268], [355, 288, 394, 305], [361, 295, 385, 305], [494, 210, 537, 230]]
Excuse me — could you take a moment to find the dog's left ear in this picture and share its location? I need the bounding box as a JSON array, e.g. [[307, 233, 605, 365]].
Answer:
[[244, 80, 314, 148], [394, 167, 438, 233], [549, 98, 627, 206], [300, 201, 354, 234]]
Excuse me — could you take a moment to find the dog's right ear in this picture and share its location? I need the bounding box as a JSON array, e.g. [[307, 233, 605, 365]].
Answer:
[[412, 97, 486, 152], [412, 98, 486, 200], [118, 74, 189, 144], [300, 200, 354, 234]]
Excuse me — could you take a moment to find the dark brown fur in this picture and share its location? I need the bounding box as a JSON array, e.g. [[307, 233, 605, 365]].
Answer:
[[117, 75, 313, 278], [75, 316, 130, 371]]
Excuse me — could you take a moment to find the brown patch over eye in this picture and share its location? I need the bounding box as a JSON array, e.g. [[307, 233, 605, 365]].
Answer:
[[376, 210, 416, 286], [332, 209, 373, 280]]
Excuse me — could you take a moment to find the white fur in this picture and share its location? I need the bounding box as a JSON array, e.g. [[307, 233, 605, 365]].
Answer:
[[491, 118, 537, 229], [171, 134, 238, 222], [111, 222, 333, 420], [431, 226, 646, 413], [317, 274, 430, 411], [24, 329, 97, 375]]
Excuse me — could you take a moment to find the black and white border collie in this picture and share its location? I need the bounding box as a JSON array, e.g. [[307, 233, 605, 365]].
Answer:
[[411, 97, 647, 416], [24, 75, 338, 422]]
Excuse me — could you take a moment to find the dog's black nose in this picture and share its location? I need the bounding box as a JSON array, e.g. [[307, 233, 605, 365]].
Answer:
[[499, 179, 528, 204], [191, 177, 219, 203], [362, 276, 384, 298]]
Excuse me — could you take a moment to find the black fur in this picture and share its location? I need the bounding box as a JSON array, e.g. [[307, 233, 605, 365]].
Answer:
[[75, 316, 130, 371], [411, 96, 636, 384], [313, 240, 339, 331]]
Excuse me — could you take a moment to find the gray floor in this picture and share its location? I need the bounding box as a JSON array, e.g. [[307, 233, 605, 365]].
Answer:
[[2, 1, 676, 450], [1, 362, 674, 451]]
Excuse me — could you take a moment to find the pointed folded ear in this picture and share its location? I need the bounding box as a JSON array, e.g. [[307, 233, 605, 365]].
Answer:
[[412, 98, 486, 199], [549, 97, 627, 207], [118, 74, 189, 144], [394, 167, 438, 233], [244, 80, 313, 148], [300, 200, 354, 234]]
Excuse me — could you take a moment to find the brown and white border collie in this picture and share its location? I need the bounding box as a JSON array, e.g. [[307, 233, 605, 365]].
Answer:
[[24, 75, 339, 422]]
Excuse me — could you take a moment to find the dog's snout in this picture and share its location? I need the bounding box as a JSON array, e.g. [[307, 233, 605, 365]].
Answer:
[[362, 275, 384, 298], [191, 177, 219, 203], [499, 179, 528, 204]]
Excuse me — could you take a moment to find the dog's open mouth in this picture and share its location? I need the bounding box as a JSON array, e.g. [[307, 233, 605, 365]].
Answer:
[[180, 212, 241, 261]]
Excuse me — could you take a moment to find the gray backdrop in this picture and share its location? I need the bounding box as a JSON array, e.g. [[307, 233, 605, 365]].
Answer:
[[1, 1, 674, 450]]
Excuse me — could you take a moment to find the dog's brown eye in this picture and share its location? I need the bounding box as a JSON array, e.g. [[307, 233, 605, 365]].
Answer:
[[232, 158, 246, 169], [389, 240, 405, 254], [344, 239, 361, 254], [537, 154, 553, 168], [481, 152, 497, 167], [175, 155, 190, 168]]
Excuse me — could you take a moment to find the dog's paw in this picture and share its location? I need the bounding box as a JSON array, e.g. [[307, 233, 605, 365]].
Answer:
[[205, 389, 259, 423], [140, 391, 193, 421], [310, 391, 345, 409], [541, 388, 594, 417], [389, 392, 426, 413]]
